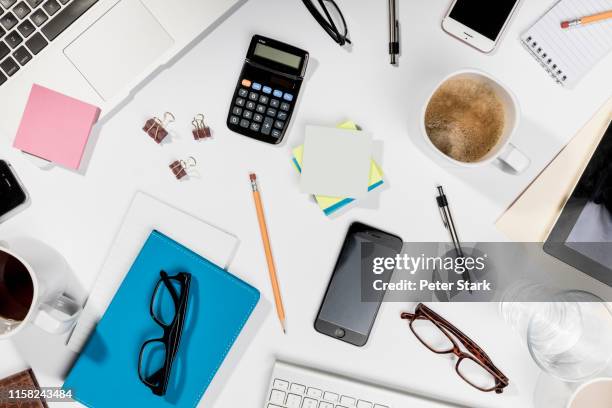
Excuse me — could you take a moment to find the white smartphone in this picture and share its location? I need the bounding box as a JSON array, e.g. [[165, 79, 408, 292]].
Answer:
[[442, 0, 521, 53]]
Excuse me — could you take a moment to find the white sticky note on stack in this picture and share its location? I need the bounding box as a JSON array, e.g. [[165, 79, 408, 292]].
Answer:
[[300, 125, 372, 197]]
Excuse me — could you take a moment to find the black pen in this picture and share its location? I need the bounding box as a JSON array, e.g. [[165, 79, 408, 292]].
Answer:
[[388, 0, 399, 64]]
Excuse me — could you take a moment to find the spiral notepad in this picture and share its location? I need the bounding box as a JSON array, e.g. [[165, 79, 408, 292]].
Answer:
[[521, 0, 612, 87]]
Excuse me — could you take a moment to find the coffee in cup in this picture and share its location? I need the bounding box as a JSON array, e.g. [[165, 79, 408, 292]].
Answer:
[[0, 251, 34, 323]]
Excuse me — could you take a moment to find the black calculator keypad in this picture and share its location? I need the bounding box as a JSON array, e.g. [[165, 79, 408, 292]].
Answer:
[[227, 78, 296, 143]]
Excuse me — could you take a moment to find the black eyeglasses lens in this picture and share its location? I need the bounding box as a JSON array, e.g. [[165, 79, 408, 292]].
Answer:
[[151, 278, 181, 326], [140, 340, 167, 385], [323, 0, 349, 38]]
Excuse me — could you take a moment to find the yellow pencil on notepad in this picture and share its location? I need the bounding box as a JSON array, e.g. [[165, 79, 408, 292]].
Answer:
[[249, 173, 287, 334], [561, 10, 612, 28]]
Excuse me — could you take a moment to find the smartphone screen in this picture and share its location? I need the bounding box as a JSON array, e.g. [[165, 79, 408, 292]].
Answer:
[[315, 223, 402, 346], [0, 161, 27, 218], [449, 0, 519, 40]]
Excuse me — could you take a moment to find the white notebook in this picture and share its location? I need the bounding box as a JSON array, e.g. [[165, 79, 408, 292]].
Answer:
[[521, 0, 612, 87]]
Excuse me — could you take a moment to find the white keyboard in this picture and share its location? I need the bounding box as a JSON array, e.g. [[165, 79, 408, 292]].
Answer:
[[264, 361, 463, 408]]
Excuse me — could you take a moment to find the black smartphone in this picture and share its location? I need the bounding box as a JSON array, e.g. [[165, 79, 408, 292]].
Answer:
[[0, 160, 28, 222], [314, 222, 403, 346]]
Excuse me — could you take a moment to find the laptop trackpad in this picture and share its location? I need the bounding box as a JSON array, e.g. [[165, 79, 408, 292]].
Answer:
[[64, 0, 174, 100]]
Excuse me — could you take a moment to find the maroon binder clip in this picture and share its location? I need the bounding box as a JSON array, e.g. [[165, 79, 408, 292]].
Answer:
[[143, 112, 175, 143], [169, 157, 197, 180], [192, 114, 211, 140]]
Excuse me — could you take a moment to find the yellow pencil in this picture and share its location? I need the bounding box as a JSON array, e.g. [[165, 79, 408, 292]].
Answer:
[[562, 10, 612, 28], [249, 173, 287, 334]]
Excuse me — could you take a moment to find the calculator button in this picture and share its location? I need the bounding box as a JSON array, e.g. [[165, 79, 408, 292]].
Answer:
[[241, 79, 251, 87], [266, 107, 277, 117], [256, 104, 266, 114], [280, 102, 290, 111], [283, 93, 294, 102], [277, 111, 288, 121], [252, 82, 262, 91], [250, 122, 260, 132], [229, 115, 240, 125], [243, 110, 253, 119], [274, 120, 284, 130], [246, 101, 256, 110], [271, 129, 282, 138], [262, 117, 273, 135], [232, 106, 243, 115], [248, 92, 258, 101], [253, 113, 263, 122], [259, 95, 269, 104], [238, 88, 248, 97], [262, 86, 272, 94], [239, 119, 250, 128], [269, 99, 280, 108], [273, 89, 283, 97], [235, 97, 245, 107]]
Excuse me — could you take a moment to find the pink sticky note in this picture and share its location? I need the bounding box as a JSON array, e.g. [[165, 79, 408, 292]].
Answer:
[[13, 84, 101, 170]]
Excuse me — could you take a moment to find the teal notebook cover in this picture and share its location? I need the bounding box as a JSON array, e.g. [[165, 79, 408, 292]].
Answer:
[[64, 230, 260, 407]]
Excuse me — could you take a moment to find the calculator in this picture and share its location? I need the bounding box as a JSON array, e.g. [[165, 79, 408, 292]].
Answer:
[[227, 35, 309, 144]]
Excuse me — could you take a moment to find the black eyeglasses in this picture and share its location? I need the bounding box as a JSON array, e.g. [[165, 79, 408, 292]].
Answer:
[[138, 271, 191, 396], [302, 0, 351, 46]]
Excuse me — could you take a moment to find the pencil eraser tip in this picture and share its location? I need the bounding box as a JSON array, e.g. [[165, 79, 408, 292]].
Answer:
[[249, 173, 257, 181], [561, 21, 569, 28]]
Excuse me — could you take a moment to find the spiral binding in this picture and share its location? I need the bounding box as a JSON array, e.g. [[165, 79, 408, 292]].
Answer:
[[524, 35, 568, 85]]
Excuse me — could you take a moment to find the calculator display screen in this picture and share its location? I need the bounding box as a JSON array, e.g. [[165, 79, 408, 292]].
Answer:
[[254, 43, 302, 69]]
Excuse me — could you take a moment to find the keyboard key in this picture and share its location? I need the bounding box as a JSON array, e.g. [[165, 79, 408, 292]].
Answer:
[[58, 0, 69, 4], [24, 31, 46, 54], [0, 41, 9, 59], [0, 71, 6, 86], [324, 392, 339, 402], [235, 97, 245, 106], [262, 85, 271, 94], [255, 104, 266, 114], [283, 93, 294, 101], [262, 117, 273, 135], [271, 129, 281, 138], [274, 120, 284, 130], [5, 30, 22, 48], [285, 394, 301, 408], [302, 398, 317, 408], [269, 99, 280, 108], [277, 111, 288, 121], [241, 78, 251, 87], [280, 102, 290, 111], [289, 383, 306, 394], [267, 405, 282, 408], [253, 113, 263, 123], [357, 401, 373, 408], [251, 82, 261, 90], [12, 45, 31, 65], [1, 12, 18, 30], [0, 56, 19, 75], [373, 405, 389, 408], [0, 26, 5, 39], [13, 2, 31, 19], [242, 110, 252, 119], [0, 0, 17, 8], [30, 9, 47, 26], [238, 88, 248, 97], [307, 388, 322, 399], [249, 122, 260, 132], [258, 95, 268, 104], [42, 0, 60, 16], [319, 403, 333, 408], [17, 19, 35, 37], [228, 115, 239, 125], [273, 89, 282, 97], [245, 100, 256, 110], [272, 379, 289, 390], [25, 0, 43, 7], [248, 91, 258, 101], [269, 389, 285, 404], [41, 0, 98, 40], [266, 107, 276, 117], [239, 118, 249, 128], [340, 396, 356, 406], [231, 106, 242, 116]]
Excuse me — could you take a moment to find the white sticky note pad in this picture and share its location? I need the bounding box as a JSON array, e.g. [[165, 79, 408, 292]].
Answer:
[[300, 125, 372, 197]]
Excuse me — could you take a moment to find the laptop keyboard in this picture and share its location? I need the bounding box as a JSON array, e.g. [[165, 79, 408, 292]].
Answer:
[[0, 0, 98, 86]]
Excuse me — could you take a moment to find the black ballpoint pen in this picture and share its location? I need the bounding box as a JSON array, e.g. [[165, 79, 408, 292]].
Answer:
[[388, 0, 399, 64]]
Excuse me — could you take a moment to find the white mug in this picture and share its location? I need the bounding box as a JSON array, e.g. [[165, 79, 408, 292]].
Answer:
[[421, 69, 530, 173], [567, 378, 612, 408], [0, 240, 81, 339]]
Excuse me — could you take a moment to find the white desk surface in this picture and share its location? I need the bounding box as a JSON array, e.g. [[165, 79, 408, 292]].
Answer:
[[1, 1, 611, 407]]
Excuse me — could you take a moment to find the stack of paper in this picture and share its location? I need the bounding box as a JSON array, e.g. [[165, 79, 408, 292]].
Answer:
[[292, 122, 384, 216]]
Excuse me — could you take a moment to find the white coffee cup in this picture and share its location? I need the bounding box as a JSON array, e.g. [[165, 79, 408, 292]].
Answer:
[[0, 241, 81, 339], [421, 69, 530, 173], [567, 378, 612, 408]]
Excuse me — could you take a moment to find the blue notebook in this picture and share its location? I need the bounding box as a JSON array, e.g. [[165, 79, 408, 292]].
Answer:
[[64, 230, 260, 407]]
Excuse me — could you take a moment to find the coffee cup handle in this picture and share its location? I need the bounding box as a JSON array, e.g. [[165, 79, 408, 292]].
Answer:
[[33, 294, 82, 334], [498, 143, 530, 174]]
